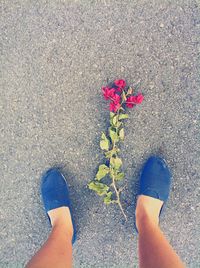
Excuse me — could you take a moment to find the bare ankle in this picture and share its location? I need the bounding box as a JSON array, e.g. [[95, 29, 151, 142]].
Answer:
[[136, 209, 157, 233], [51, 222, 73, 242], [48, 207, 73, 238], [136, 195, 163, 231]]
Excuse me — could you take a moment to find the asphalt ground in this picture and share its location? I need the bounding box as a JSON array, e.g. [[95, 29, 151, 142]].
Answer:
[[1, 1, 200, 267]]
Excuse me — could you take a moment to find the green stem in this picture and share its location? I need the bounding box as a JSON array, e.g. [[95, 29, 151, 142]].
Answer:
[[111, 173, 127, 221], [110, 103, 127, 221]]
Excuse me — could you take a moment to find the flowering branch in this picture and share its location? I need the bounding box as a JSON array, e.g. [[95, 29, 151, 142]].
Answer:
[[88, 79, 144, 220]]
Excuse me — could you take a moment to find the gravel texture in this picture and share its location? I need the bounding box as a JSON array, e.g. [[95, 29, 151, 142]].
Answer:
[[1, 0, 200, 267]]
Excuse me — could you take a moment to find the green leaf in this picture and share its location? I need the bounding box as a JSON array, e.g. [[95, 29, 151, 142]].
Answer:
[[113, 115, 118, 126], [116, 121, 122, 128], [103, 191, 113, 205], [111, 115, 122, 128], [119, 128, 125, 140], [110, 112, 115, 119], [115, 172, 125, 181], [99, 164, 109, 171], [96, 164, 110, 180], [105, 149, 115, 159], [109, 128, 119, 143], [110, 112, 115, 125], [122, 90, 127, 101], [105, 147, 120, 159], [110, 157, 122, 169], [88, 181, 109, 196], [100, 132, 110, 151], [101, 132, 107, 139], [114, 157, 122, 169], [119, 113, 129, 120], [100, 140, 109, 151], [127, 87, 133, 95]]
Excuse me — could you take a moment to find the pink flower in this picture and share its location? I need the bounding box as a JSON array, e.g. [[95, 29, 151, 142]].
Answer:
[[109, 102, 121, 113], [112, 94, 121, 104], [116, 87, 122, 93], [133, 93, 144, 104], [126, 94, 144, 108], [102, 87, 115, 100], [108, 93, 121, 112], [126, 96, 135, 108], [114, 79, 126, 88]]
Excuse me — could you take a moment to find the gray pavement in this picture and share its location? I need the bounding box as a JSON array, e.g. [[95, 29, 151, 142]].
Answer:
[[1, 0, 200, 267]]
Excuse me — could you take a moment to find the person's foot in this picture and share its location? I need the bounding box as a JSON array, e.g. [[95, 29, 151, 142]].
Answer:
[[135, 156, 171, 231], [41, 168, 76, 243], [48, 207, 73, 237], [136, 195, 163, 230]]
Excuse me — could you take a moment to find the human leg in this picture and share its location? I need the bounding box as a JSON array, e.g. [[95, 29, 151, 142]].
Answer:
[[26, 207, 73, 268], [136, 195, 185, 268], [136, 157, 185, 268], [26, 169, 76, 268]]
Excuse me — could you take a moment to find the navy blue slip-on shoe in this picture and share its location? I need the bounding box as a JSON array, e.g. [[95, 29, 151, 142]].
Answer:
[[41, 168, 77, 244], [139, 156, 172, 202], [135, 156, 172, 232]]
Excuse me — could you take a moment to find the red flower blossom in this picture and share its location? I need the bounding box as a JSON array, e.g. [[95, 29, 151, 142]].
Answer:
[[126, 96, 135, 108], [133, 93, 144, 104], [109, 102, 121, 113], [126, 93, 144, 108], [102, 87, 115, 100], [114, 79, 126, 88], [116, 87, 122, 93], [112, 94, 121, 104]]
